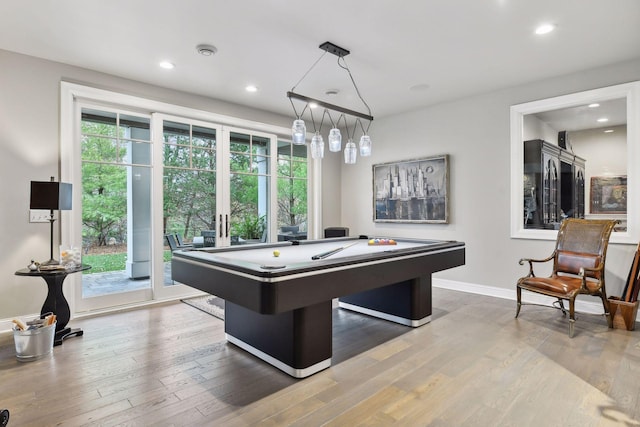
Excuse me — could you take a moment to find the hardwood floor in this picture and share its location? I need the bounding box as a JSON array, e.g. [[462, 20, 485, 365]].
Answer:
[[1, 288, 639, 426]]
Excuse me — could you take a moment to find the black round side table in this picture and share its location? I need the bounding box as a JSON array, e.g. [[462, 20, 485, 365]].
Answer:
[[15, 264, 91, 346]]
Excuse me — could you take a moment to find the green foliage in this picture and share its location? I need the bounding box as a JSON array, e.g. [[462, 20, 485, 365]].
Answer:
[[81, 122, 128, 246], [81, 116, 308, 250], [232, 214, 266, 240], [163, 168, 217, 237], [277, 159, 308, 227], [83, 251, 172, 274], [163, 128, 218, 237], [82, 252, 126, 273]]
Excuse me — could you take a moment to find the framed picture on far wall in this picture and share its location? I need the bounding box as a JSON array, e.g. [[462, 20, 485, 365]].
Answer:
[[590, 175, 627, 214], [373, 155, 449, 223]]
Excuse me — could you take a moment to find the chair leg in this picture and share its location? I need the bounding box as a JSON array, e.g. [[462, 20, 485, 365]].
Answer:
[[515, 286, 522, 318], [569, 299, 576, 338], [600, 293, 613, 328], [557, 299, 567, 317]]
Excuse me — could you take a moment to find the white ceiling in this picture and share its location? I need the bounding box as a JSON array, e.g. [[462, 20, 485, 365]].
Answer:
[[533, 98, 627, 132], [1, 0, 639, 120]]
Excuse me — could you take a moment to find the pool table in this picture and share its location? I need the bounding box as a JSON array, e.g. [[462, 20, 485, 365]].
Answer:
[[172, 236, 465, 378]]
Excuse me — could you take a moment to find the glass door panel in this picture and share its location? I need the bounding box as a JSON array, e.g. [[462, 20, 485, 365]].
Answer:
[[77, 108, 152, 312], [276, 141, 308, 241], [161, 119, 220, 287], [229, 131, 271, 244]]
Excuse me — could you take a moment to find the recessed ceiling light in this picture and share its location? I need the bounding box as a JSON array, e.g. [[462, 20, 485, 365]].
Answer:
[[604, 129, 614, 133], [588, 103, 600, 108], [196, 44, 218, 56], [245, 85, 258, 93], [309, 102, 319, 109], [159, 61, 175, 70], [535, 23, 555, 35], [597, 117, 609, 123]]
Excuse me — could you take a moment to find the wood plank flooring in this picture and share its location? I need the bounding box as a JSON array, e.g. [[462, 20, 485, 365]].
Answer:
[[1, 288, 640, 426]]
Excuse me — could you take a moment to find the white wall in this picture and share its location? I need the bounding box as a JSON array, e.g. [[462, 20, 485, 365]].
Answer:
[[523, 114, 558, 143], [339, 58, 640, 298]]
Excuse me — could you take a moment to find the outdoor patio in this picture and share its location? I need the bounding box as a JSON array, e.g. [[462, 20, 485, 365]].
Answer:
[[81, 262, 173, 297]]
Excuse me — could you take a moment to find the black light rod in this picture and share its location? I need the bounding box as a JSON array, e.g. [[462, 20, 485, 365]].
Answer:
[[287, 91, 374, 122]]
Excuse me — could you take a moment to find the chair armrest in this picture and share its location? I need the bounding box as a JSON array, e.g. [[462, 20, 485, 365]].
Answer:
[[579, 264, 605, 291], [519, 253, 554, 276]]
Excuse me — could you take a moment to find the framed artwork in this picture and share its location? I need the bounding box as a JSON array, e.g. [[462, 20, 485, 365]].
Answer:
[[373, 154, 449, 223], [590, 176, 627, 214]]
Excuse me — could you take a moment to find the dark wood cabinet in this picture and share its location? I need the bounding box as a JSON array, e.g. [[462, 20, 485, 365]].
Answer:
[[524, 139, 585, 229]]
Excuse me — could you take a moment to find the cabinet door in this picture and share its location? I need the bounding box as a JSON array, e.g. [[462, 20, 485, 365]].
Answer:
[[543, 154, 559, 224], [574, 165, 585, 218]]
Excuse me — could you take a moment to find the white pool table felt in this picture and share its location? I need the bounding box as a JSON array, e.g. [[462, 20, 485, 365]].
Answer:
[[180, 239, 437, 270]]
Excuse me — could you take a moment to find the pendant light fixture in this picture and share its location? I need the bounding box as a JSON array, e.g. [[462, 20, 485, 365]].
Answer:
[[287, 42, 373, 164]]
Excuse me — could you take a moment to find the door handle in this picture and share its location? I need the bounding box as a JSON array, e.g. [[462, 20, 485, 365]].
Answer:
[[219, 214, 223, 238], [225, 214, 229, 237]]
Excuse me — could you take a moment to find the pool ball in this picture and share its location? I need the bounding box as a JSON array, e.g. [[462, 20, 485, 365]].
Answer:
[[273, 250, 280, 257]]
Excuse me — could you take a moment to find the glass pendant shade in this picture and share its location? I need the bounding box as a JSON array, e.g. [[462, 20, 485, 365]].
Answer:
[[359, 135, 372, 156], [311, 132, 325, 159], [292, 119, 306, 145], [344, 139, 357, 164], [328, 128, 342, 152]]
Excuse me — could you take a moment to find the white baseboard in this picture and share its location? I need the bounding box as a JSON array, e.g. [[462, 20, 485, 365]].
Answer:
[[433, 278, 635, 318], [0, 312, 41, 337]]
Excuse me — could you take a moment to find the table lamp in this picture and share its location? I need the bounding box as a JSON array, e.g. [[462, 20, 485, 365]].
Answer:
[[30, 177, 72, 265]]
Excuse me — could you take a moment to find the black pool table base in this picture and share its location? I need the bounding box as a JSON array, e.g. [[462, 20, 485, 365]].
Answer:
[[337, 301, 431, 327], [223, 284, 431, 378], [225, 300, 333, 378], [226, 334, 332, 378]]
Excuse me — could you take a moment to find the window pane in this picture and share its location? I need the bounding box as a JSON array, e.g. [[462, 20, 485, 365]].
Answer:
[[164, 169, 217, 237], [82, 136, 118, 162], [277, 177, 307, 228], [120, 114, 150, 136], [277, 158, 290, 177], [163, 144, 190, 168], [81, 110, 117, 137], [230, 153, 251, 173], [192, 125, 216, 148], [252, 155, 269, 174], [163, 120, 218, 261], [253, 136, 270, 155], [164, 121, 191, 145], [292, 160, 307, 178], [192, 147, 216, 170], [230, 132, 250, 153], [120, 140, 151, 166], [292, 143, 307, 160]]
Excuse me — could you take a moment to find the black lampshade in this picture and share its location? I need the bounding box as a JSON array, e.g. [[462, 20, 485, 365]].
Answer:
[[30, 181, 72, 210]]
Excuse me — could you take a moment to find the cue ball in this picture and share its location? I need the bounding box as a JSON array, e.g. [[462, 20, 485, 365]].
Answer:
[[273, 250, 280, 257]]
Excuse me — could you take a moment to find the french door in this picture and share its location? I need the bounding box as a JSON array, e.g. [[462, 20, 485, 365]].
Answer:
[[61, 83, 306, 315], [74, 110, 278, 310], [153, 115, 277, 295]]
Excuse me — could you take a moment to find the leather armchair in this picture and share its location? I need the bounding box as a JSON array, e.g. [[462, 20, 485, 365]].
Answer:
[[516, 218, 618, 337]]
